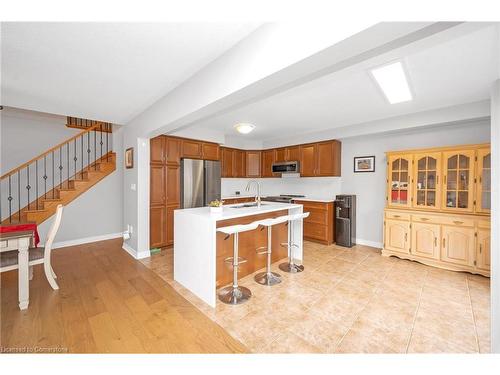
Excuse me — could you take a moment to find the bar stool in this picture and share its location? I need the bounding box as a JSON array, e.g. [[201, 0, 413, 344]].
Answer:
[[254, 215, 290, 286], [217, 221, 260, 305], [279, 212, 310, 273]]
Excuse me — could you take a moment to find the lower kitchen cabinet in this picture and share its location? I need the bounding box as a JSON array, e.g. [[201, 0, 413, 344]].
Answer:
[[150, 206, 167, 248], [382, 209, 490, 276], [384, 218, 410, 254], [294, 200, 334, 245], [476, 226, 491, 271], [440, 225, 475, 267], [166, 205, 178, 246], [411, 222, 440, 260]]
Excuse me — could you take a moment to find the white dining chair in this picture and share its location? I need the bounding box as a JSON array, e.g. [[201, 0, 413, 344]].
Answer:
[[0, 204, 64, 290]]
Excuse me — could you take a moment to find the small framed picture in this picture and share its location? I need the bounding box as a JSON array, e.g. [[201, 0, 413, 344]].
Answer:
[[354, 156, 375, 173], [125, 147, 134, 169]]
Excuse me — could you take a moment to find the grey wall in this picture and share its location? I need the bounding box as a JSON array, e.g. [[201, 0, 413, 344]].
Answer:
[[1, 108, 124, 245], [340, 119, 491, 247]]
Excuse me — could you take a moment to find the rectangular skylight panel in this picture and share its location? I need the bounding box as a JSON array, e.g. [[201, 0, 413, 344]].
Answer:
[[371, 61, 413, 104]]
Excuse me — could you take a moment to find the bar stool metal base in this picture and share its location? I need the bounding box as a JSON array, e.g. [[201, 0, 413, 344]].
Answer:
[[218, 286, 252, 305], [254, 271, 281, 286], [279, 262, 304, 273]]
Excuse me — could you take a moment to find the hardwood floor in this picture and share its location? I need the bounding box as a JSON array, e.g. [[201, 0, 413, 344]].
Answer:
[[0, 238, 247, 353]]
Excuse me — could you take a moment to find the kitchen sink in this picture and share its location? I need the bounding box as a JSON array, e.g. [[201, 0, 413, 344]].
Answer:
[[230, 202, 268, 208]]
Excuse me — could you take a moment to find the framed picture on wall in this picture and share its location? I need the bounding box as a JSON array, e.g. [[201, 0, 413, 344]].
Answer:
[[125, 147, 134, 169], [354, 156, 375, 173]]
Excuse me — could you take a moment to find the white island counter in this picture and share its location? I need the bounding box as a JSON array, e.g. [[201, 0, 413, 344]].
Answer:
[[174, 202, 303, 307]]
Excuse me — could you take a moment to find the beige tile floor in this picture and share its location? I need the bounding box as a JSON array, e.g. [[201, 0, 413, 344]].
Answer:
[[140, 241, 490, 353]]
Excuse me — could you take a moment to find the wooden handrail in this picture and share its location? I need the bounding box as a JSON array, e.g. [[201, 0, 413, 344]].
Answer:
[[1, 124, 103, 179]]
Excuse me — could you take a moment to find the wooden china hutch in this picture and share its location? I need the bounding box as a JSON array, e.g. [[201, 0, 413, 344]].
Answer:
[[383, 143, 491, 276]]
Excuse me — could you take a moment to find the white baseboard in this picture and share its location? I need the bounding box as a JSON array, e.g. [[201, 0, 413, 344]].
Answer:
[[122, 242, 150, 260], [52, 232, 122, 249], [355, 238, 383, 249]]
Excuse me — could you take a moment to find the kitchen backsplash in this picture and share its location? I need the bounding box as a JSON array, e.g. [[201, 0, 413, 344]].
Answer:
[[221, 177, 341, 199]]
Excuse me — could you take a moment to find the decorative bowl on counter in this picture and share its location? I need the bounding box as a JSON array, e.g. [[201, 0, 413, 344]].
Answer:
[[209, 199, 224, 214]]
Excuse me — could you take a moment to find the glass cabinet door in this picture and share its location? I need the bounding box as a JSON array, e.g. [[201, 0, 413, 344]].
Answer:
[[442, 150, 475, 212], [413, 153, 441, 210], [476, 148, 491, 213], [387, 154, 412, 208]]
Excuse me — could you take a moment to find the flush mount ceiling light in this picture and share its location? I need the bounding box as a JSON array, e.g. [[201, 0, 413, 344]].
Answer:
[[370, 61, 413, 104], [234, 123, 255, 134]]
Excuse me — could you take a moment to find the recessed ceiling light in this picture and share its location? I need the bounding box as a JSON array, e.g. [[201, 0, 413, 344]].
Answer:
[[370, 61, 413, 104], [234, 123, 255, 134]]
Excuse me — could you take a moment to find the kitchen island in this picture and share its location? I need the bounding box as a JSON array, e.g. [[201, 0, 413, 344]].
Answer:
[[174, 202, 303, 307]]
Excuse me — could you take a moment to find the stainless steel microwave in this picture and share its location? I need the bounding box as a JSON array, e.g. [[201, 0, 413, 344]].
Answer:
[[272, 161, 300, 174]]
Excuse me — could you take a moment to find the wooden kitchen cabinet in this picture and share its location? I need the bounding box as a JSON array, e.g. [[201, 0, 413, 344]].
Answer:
[[165, 137, 181, 164], [384, 219, 410, 254], [411, 222, 440, 260], [300, 144, 317, 177], [476, 226, 491, 271], [150, 136, 165, 163], [383, 143, 490, 276], [316, 140, 341, 176], [166, 205, 178, 246], [182, 139, 203, 159], [166, 164, 180, 206], [294, 200, 334, 245], [286, 146, 301, 162], [202, 142, 220, 161], [440, 225, 475, 267], [221, 147, 234, 177], [275, 148, 286, 162], [245, 151, 261, 177], [233, 149, 246, 177], [261, 149, 276, 177], [150, 164, 166, 206], [150, 206, 167, 249]]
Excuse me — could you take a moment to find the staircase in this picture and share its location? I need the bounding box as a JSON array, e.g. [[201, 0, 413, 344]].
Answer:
[[1, 124, 116, 225]]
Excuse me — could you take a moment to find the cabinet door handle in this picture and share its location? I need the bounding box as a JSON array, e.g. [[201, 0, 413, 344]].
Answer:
[[405, 233, 408, 242], [444, 175, 447, 184], [434, 237, 437, 247], [479, 244, 482, 254], [420, 218, 429, 221], [453, 220, 464, 225], [436, 175, 439, 184], [443, 238, 446, 247], [393, 215, 401, 218]]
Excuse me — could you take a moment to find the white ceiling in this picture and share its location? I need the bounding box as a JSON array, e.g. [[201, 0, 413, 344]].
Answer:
[[1, 22, 260, 124], [186, 24, 499, 143]]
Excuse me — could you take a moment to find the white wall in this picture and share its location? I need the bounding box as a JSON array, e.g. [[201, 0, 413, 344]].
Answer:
[[1, 108, 124, 246], [222, 177, 341, 200], [340, 119, 491, 247]]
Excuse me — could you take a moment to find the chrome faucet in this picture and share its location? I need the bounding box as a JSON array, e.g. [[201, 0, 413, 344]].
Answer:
[[246, 179, 262, 207]]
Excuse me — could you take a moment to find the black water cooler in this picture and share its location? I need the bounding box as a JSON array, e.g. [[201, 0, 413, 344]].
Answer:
[[335, 195, 356, 247]]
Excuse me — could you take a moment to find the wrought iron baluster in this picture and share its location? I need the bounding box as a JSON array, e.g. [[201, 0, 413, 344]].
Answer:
[[59, 147, 63, 188], [44, 155, 47, 199], [18, 170, 21, 222], [36, 160, 39, 210], [106, 126, 109, 161], [74, 139, 77, 180], [81, 135, 84, 177], [67, 143, 70, 188], [52, 151, 55, 199], [87, 131, 90, 171], [8, 175, 12, 223], [100, 124, 103, 160], [94, 128, 97, 170], [27, 165, 30, 210]]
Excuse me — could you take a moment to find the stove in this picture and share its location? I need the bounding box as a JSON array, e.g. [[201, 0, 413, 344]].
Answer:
[[262, 194, 305, 203]]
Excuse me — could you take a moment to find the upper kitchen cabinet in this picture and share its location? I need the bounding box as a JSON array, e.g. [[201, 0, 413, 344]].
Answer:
[[476, 147, 491, 214], [413, 152, 441, 210], [245, 151, 261, 177], [299, 140, 341, 177], [286, 146, 301, 162], [442, 150, 475, 213], [182, 139, 203, 159], [233, 149, 246, 177], [202, 142, 220, 161], [165, 137, 181, 164], [150, 136, 165, 164], [316, 140, 341, 176], [387, 154, 412, 209], [261, 149, 276, 177], [275, 148, 286, 162], [221, 147, 234, 177], [300, 144, 317, 176]]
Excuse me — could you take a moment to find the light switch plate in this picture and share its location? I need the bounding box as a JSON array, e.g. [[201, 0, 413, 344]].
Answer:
[[131, 183, 136, 191]]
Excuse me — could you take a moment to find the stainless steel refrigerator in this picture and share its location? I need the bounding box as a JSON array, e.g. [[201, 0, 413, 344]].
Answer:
[[180, 159, 221, 208]]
